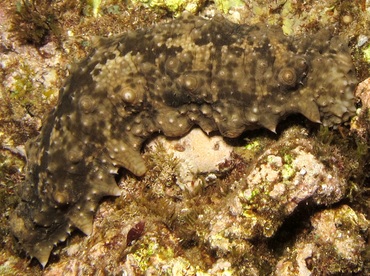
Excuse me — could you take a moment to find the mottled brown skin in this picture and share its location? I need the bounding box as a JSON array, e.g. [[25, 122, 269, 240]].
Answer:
[[10, 13, 357, 266]]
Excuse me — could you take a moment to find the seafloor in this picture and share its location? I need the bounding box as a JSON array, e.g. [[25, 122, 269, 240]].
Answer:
[[0, 0, 370, 275]]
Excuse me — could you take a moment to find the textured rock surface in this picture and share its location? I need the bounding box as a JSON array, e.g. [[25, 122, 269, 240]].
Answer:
[[204, 132, 351, 253], [148, 128, 233, 188], [276, 205, 369, 275], [9, 12, 358, 267]]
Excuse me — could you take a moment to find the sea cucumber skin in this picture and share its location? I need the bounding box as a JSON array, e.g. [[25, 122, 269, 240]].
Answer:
[[10, 13, 357, 266]]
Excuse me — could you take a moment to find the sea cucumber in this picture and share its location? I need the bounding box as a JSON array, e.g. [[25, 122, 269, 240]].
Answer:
[[10, 12, 357, 266]]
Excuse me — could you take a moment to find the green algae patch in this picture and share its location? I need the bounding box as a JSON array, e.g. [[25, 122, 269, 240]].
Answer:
[[132, 0, 205, 15], [86, 0, 102, 17], [132, 0, 243, 14], [281, 154, 295, 180], [213, 0, 244, 14], [362, 44, 370, 63], [245, 140, 261, 151], [6, 61, 58, 119]]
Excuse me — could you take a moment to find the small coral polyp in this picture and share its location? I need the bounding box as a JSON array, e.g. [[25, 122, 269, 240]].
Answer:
[[10, 12, 357, 267]]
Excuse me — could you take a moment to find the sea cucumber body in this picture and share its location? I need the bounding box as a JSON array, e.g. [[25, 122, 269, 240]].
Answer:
[[10, 13, 357, 266]]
